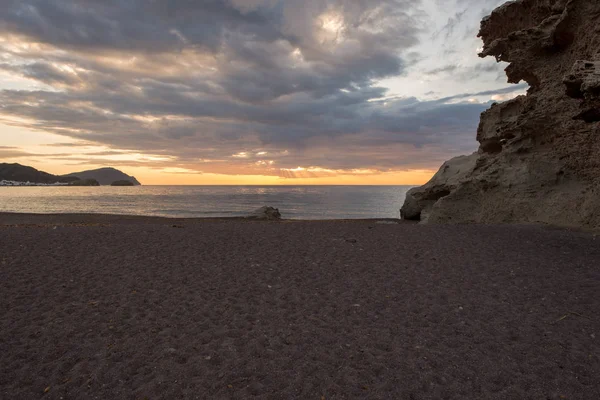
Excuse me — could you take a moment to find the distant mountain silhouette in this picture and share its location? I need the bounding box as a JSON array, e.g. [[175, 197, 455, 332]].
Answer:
[[63, 167, 141, 186], [0, 163, 77, 184], [0, 163, 141, 185]]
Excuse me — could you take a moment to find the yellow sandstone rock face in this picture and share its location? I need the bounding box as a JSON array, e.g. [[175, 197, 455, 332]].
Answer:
[[401, 0, 600, 228]]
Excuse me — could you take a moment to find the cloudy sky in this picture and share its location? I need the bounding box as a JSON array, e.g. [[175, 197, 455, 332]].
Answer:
[[0, 0, 524, 184]]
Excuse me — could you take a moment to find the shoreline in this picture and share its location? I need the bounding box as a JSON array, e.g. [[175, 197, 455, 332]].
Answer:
[[0, 212, 410, 226], [2, 212, 597, 235]]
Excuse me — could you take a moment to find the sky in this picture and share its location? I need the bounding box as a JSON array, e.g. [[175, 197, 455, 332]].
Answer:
[[0, 0, 525, 185]]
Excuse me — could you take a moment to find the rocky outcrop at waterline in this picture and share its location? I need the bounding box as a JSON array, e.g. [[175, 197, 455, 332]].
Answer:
[[401, 0, 600, 229], [111, 180, 136, 186], [68, 179, 100, 187], [246, 206, 282, 220], [400, 154, 478, 222]]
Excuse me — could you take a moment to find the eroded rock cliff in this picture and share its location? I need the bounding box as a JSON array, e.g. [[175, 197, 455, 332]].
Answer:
[[401, 0, 600, 228]]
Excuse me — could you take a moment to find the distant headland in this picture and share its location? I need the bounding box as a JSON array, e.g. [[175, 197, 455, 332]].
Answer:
[[0, 163, 141, 186]]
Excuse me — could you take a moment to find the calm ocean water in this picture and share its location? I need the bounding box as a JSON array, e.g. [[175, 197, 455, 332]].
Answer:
[[0, 186, 413, 220]]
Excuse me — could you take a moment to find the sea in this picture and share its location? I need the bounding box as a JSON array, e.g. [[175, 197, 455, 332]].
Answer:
[[0, 186, 414, 220]]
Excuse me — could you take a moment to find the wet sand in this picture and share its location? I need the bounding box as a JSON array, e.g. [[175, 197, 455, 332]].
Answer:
[[0, 213, 599, 399]]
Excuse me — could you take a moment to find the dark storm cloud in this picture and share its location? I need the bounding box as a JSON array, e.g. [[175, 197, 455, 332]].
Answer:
[[0, 84, 496, 169], [0, 0, 279, 52], [0, 0, 514, 174]]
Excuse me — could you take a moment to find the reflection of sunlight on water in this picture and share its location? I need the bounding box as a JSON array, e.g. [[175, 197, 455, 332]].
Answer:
[[237, 187, 266, 195], [0, 186, 414, 219]]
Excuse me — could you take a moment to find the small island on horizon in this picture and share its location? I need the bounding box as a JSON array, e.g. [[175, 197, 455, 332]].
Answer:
[[0, 163, 141, 187]]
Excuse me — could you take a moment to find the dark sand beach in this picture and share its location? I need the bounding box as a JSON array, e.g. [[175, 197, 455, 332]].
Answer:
[[0, 213, 599, 399]]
